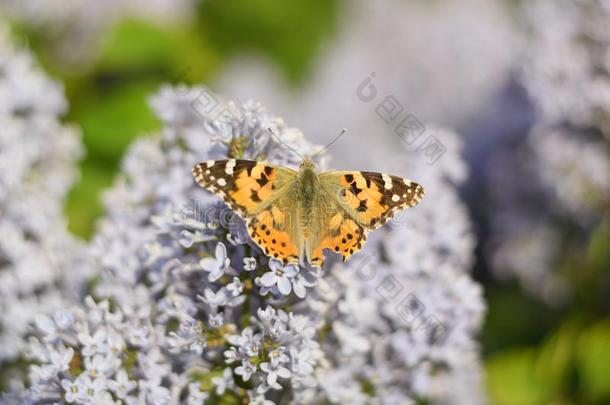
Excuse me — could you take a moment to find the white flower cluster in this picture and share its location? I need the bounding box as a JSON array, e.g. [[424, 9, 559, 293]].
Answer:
[[18, 84, 485, 404], [0, 27, 87, 379], [523, 0, 610, 215], [522, 0, 610, 130], [488, 0, 610, 300]]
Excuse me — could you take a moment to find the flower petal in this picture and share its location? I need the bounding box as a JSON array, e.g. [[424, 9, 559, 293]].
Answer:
[[260, 272, 278, 287], [200, 258, 219, 272], [293, 280, 307, 298], [215, 242, 227, 260], [277, 276, 292, 295], [276, 366, 291, 379]]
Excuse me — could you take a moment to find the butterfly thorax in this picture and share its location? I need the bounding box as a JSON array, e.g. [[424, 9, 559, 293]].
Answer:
[[295, 165, 318, 237]]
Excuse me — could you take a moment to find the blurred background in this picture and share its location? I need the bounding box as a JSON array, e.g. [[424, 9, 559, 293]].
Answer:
[[0, 0, 608, 403]]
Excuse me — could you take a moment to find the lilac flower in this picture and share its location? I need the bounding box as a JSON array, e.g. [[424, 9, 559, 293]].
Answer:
[[197, 288, 229, 308], [226, 327, 261, 358], [199, 242, 231, 282], [75, 375, 106, 404], [15, 87, 484, 404], [168, 317, 207, 354], [84, 355, 114, 379], [226, 277, 243, 297], [0, 27, 89, 376], [61, 379, 80, 403], [259, 260, 299, 295], [48, 345, 74, 373], [243, 257, 257, 272], [479, 0, 610, 302], [235, 359, 257, 381], [107, 370, 136, 399], [260, 356, 291, 390], [139, 379, 171, 405], [211, 368, 234, 395], [187, 382, 209, 405], [79, 329, 108, 357]]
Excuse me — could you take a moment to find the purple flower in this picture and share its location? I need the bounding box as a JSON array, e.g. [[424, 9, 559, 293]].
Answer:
[[199, 242, 231, 282], [259, 260, 299, 295]]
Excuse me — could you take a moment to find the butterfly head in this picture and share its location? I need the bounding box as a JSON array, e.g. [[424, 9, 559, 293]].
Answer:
[[299, 158, 316, 170]]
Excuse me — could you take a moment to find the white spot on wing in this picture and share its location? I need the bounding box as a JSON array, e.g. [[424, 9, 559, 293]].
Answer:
[[225, 159, 236, 175], [217, 178, 227, 186], [382, 173, 393, 190], [391, 194, 400, 202], [206, 160, 214, 168]]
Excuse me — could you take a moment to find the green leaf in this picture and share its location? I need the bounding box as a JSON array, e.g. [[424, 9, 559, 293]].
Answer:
[[197, 0, 339, 83], [587, 216, 610, 272], [99, 18, 218, 80], [536, 321, 578, 395], [71, 81, 161, 162], [486, 348, 549, 404], [65, 161, 115, 238], [576, 320, 610, 402]]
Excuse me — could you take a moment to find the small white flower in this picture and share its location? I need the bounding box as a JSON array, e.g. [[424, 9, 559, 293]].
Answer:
[[139, 379, 171, 405], [84, 354, 114, 378], [243, 257, 257, 271], [199, 242, 231, 282], [209, 312, 224, 328], [211, 367, 234, 395], [49, 345, 74, 372], [226, 277, 243, 297], [127, 326, 149, 347], [257, 306, 276, 323], [61, 379, 80, 403], [268, 347, 289, 367], [227, 326, 261, 357], [260, 360, 291, 390], [75, 374, 106, 403], [249, 392, 276, 405], [235, 359, 257, 381], [187, 382, 209, 405], [79, 328, 108, 357], [259, 260, 299, 295], [138, 348, 171, 383], [290, 346, 315, 376], [178, 229, 214, 248], [197, 287, 229, 307], [107, 369, 136, 399], [35, 314, 61, 342], [224, 347, 239, 364]]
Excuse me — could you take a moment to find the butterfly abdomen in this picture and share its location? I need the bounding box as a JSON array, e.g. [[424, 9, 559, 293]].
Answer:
[[295, 168, 318, 231]]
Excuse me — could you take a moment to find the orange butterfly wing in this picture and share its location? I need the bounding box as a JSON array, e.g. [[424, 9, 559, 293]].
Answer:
[[306, 171, 424, 265], [192, 159, 303, 264]]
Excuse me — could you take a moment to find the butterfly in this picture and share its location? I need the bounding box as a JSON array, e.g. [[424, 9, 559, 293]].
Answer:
[[192, 158, 424, 267]]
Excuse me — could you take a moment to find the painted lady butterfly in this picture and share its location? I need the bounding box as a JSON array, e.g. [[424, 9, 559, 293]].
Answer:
[[193, 158, 424, 267]]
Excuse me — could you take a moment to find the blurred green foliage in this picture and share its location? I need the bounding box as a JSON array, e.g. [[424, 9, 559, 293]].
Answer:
[[485, 217, 610, 404], [197, 0, 337, 83], [487, 319, 610, 404]]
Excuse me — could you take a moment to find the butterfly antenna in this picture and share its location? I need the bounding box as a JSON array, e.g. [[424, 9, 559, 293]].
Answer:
[[312, 128, 347, 160], [267, 127, 305, 161]]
